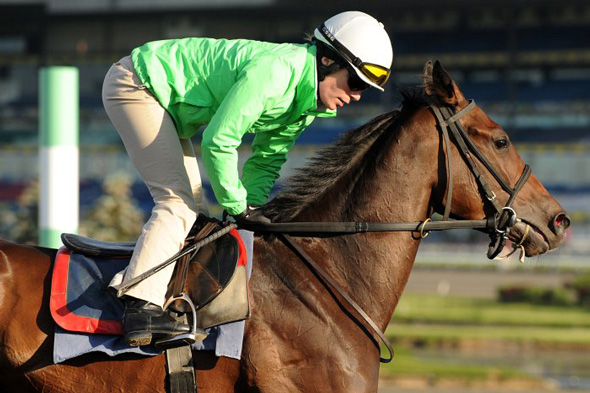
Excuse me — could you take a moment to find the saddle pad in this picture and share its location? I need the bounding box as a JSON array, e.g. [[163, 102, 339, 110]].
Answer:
[[51, 228, 247, 335], [50, 248, 127, 335], [53, 230, 254, 364]]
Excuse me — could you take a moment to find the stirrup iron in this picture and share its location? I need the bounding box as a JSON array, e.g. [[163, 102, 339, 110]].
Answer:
[[154, 293, 207, 351]]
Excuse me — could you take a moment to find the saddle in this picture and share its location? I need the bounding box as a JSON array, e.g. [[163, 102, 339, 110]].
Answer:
[[51, 215, 250, 393], [52, 214, 250, 339]]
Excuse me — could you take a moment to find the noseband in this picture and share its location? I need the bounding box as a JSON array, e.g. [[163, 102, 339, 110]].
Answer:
[[428, 99, 532, 260]]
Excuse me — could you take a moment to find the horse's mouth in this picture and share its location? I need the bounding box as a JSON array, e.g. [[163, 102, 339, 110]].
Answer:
[[509, 220, 550, 256]]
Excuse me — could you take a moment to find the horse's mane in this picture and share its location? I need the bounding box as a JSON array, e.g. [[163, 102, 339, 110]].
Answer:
[[264, 87, 427, 222]]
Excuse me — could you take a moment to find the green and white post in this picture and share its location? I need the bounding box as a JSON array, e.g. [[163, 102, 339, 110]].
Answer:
[[39, 67, 79, 248]]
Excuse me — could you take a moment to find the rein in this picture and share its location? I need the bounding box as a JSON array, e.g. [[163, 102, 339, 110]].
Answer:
[[247, 98, 533, 364], [254, 98, 532, 252]]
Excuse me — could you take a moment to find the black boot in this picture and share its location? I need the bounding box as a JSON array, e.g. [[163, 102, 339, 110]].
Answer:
[[123, 298, 191, 347]]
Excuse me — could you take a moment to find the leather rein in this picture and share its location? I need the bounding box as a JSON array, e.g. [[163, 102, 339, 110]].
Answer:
[[253, 98, 533, 363]]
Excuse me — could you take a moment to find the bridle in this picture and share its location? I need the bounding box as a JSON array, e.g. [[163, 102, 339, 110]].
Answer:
[[427, 98, 532, 260], [269, 98, 534, 363], [254, 98, 533, 259]]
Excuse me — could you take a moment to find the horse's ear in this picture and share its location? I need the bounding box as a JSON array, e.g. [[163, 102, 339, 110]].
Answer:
[[424, 60, 466, 106], [422, 60, 434, 95]]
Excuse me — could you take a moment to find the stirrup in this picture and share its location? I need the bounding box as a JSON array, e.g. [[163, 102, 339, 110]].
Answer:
[[154, 293, 207, 350]]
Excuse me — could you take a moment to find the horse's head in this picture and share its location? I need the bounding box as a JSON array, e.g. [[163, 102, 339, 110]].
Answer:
[[422, 60, 570, 257]]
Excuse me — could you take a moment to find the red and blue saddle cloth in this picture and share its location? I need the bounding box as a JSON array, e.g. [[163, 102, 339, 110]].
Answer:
[[50, 230, 253, 364]]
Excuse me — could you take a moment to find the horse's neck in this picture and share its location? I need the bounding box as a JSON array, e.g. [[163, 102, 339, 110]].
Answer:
[[298, 120, 437, 327]]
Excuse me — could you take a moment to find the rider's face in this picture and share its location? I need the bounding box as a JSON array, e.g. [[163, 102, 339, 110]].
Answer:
[[318, 57, 363, 111]]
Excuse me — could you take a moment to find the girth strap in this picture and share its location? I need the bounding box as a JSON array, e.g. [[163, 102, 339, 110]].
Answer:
[[166, 343, 196, 393], [279, 233, 394, 363]]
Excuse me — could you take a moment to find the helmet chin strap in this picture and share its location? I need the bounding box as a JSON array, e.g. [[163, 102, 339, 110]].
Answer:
[[314, 41, 345, 82], [317, 62, 342, 82]]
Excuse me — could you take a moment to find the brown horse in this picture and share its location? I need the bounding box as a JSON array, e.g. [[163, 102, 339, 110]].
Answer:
[[0, 61, 569, 392]]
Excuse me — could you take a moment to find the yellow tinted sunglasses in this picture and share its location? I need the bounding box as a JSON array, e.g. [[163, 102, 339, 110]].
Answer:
[[360, 63, 391, 86]]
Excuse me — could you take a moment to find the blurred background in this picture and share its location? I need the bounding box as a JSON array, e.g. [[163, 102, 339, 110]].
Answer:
[[0, 0, 588, 392]]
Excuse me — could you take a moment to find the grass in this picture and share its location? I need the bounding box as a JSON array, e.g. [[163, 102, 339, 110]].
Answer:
[[378, 293, 590, 384], [386, 324, 590, 346], [393, 293, 590, 328], [379, 347, 533, 383]]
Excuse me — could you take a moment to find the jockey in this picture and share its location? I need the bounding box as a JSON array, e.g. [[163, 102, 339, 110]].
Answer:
[[102, 11, 394, 347]]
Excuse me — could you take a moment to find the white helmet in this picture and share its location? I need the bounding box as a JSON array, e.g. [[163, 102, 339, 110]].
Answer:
[[314, 11, 394, 91]]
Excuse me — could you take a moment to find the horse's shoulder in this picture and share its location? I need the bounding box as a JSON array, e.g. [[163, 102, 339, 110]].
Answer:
[[0, 240, 56, 266]]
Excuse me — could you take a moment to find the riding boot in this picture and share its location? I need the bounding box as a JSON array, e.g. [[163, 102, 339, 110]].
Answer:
[[123, 298, 191, 347]]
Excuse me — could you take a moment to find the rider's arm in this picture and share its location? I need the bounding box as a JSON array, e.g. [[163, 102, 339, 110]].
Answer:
[[200, 56, 291, 216], [241, 116, 314, 206]]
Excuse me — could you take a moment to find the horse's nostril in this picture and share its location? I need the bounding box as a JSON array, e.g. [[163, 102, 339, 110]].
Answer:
[[552, 213, 571, 233]]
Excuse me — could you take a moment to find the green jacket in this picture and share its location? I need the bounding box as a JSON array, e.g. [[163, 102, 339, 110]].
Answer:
[[131, 38, 335, 215]]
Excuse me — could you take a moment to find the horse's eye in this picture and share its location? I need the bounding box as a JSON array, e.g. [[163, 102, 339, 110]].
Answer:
[[494, 138, 509, 149]]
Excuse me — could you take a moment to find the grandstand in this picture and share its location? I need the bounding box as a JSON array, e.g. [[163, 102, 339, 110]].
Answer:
[[1, 0, 589, 138], [1, 0, 589, 252]]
